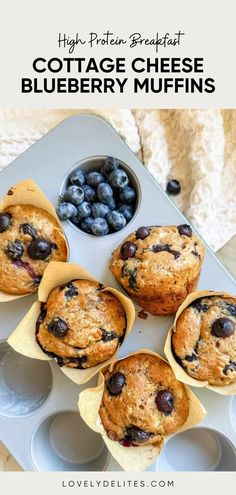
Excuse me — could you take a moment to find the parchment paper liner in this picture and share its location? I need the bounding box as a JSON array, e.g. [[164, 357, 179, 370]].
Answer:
[[0, 179, 69, 302], [164, 290, 236, 396], [8, 261, 135, 385], [78, 348, 206, 471]]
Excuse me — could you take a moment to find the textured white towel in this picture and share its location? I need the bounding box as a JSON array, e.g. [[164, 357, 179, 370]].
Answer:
[[0, 108, 235, 252]]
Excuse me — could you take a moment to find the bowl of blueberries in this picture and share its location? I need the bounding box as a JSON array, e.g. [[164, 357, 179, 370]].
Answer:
[[57, 156, 141, 236]]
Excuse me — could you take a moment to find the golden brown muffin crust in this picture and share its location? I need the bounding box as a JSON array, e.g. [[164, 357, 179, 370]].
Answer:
[[36, 279, 126, 369], [99, 353, 189, 447], [110, 225, 205, 315], [0, 204, 67, 295], [172, 296, 236, 386]]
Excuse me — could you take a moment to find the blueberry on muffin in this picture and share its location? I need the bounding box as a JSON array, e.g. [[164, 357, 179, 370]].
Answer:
[[99, 353, 189, 447], [110, 225, 205, 315], [172, 295, 236, 386], [36, 279, 126, 368], [0, 205, 68, 295]]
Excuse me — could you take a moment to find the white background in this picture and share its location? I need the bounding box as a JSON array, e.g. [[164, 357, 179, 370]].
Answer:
[[0, 471, 236, 494], [0, 0, 235, 107]]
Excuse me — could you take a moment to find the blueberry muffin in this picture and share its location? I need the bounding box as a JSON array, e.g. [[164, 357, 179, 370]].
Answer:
[[36, 279, 126, 368], [99, 353, 189, 447], [0, 205, 68, 295], [110, 225, 205, 315], [172, 294, 236, 386]]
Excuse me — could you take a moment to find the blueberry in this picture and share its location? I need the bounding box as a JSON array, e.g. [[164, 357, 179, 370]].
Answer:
[[108, 169, 129, 191], [48, 317, 68, 338], [19, 223, 37, 238], [192, 251, 200, 259], [226, 304, 236, 316], [177, 224, 192, 237], [81, 185, 97, 203], [28, 238, 52, 260], [101, 157, 119, 177], [86, 171, 105, 188], [97, 183, 113, 204], [119, 186, 136, 205], [63, 185, 84, 206], [152, 244, 180, 259], [56, 202, 78, 220], [33, 275, 42, 287], [120, 241, 137, 260], [125, 426, 151, 444], [107, 372, 126, 395], [5, 240, 24, 260], [92, 202, 110, 219], [106, 197, 116, 210], [118, 205, 133, 222], [166, 179, 181, 195], [67, 355, 88, 368], [184, 354, 198, 362], [211, 318, 235, 338], [36, 305, 47, 332], [91, 218, 109, 236], [121, 264, 138, 289], [223, 361, 236, 375], [107, 211, 126, 231], [69, 169, 86, 187], [0, 212, 12, 233], [76, 201, 92, 220], [101, 329, 117, 341], [155, 390, 174, 415], [64, 282, 78, 299], [136, 226, 150, 240], [80, 216, 95, 234], [70, 210, 84, 223], [191, 300, 208, 313]]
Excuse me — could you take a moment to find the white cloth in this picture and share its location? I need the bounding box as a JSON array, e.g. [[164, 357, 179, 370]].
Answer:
[[0, 108, 235, 252]]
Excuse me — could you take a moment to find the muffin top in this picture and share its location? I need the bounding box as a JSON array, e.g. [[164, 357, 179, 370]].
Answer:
[[110, 225, 205, 294], [99, 353, 189, 447], [0, 205, 67, 295], [172, 295, 236, 386], [36, 279, 126, 369]]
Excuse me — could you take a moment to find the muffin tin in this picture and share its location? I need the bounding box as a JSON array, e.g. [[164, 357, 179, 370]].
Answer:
[[0, 114, 236, 472]]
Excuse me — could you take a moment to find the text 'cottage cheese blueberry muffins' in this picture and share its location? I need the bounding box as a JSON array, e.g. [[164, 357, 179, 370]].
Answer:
[[110, 225, 205, 316], [78, 350, 206, 471], [165, 290, 236, 395], [0, 179, 68, 301], [8, 262, 135, 384]]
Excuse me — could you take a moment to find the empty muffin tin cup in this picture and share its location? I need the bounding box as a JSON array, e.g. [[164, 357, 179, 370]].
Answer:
[[31, 411, 110, 471], [8, 261, 135, 385], [157, 427, 236, 471], [0, 340, 52, 417], [78, 349, 206, 472], [0, 178, 69, 303], [164, 290, 236, 395], [60, 155, 141, 236]]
